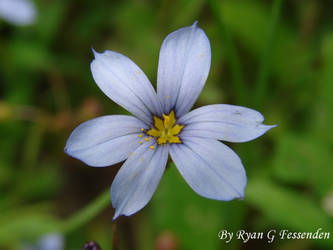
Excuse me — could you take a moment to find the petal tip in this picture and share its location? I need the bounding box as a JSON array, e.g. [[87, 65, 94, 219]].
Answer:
[[238, 187, 246, 200], [112, 208, 134, 220], [237, 196, 245, 201], [63, 144, 73, 156], [91, 48, 101, 58], [231, 178, 247, 201], [264, 124, 277, 131], [112, 213, 120, 220]]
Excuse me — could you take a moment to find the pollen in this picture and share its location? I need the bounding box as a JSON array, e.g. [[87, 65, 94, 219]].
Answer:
[[149, 145, 155, 150], [139, 141, 143, 144], [146, 110, 184, 145], [138, 134, 143, 138], [140, 128, 145, 131]]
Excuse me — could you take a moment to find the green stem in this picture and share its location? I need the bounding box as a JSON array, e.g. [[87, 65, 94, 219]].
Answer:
[[22, 121, 46, 170], [207, 0, 247, 105], [59, 188, 111, 234], [254, 0, 284, 107], [112, 221, 119, 250]]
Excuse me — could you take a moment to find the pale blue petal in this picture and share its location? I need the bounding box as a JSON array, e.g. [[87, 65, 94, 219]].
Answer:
[[91, 50, 162, 124], [0, 0, 36, 26], [38, 234, 64, 250], [157, 22, 211, 117], [179, 104, 276, 143], [65, 115, 147, 167], [170, 137, 247, 201], [111, 143, 169, 219]]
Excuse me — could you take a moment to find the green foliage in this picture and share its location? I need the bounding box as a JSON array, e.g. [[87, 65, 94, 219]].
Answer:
[[0, 204, 60, 247], [246, 178, 333, 247], [151, 164, 223, 250]]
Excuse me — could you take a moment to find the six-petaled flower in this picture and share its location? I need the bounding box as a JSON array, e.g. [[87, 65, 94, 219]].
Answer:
[[65, 22, 276, 219]]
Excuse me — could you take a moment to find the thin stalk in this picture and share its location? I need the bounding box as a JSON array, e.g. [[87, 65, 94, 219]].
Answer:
[[60, 188, 111, 234], [207, 0, 247, 105], [48, 71, 71, 112], [254, 0, 284, 107], [112, 222, 119, 250], [22, 121, 46, 170]]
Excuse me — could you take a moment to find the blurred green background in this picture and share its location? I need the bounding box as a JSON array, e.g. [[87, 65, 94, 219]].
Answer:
[[1, 0, 333, 249]]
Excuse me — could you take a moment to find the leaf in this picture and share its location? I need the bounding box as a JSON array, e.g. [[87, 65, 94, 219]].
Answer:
[[219, 0, 313, 86], [246, 178, 333, 247], [0, 204, 60, 245], [272, 134, 333, 196]]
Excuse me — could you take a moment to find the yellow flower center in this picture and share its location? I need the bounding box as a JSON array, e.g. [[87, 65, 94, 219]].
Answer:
[[146, 110, 184, 144]]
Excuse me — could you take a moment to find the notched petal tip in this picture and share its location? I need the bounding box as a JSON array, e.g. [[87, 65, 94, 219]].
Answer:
[[90, 47, 161, 121], [260, 123, 277, 133], [91, 47, 100, 58], [237, 177, 247, 201], [157, 20, 211, 116], [170, 138, 247, 202], [112, 205, 122, 220], [112, 209, 134, 221], [222, 172, 247, 201], [236, 196, 245, 201], [110, 144, 168, 219], [192, 20, 199, 27], [63, 146, 69, 154], [91, 47, 96, 54], [90, 48, 102, 66], [63, 144, 76, 159], [180, 105, 277, 143]]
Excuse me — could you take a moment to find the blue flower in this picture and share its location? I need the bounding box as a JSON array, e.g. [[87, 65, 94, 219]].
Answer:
[[0, 0, 36, 26], [23, 233, 64, 250], [65, 22, 275, 219]]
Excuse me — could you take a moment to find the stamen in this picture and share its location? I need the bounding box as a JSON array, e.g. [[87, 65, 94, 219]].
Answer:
[[138, 134, 143, 138], [146, 110, 184, 145], [149, 146, 155, 150]]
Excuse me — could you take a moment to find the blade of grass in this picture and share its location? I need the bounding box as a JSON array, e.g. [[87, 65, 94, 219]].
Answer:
[[59, 188, 111, 234], [254, 0, 284, 107], [207, 0, 247, 105], [22, 121, 46, 170]]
